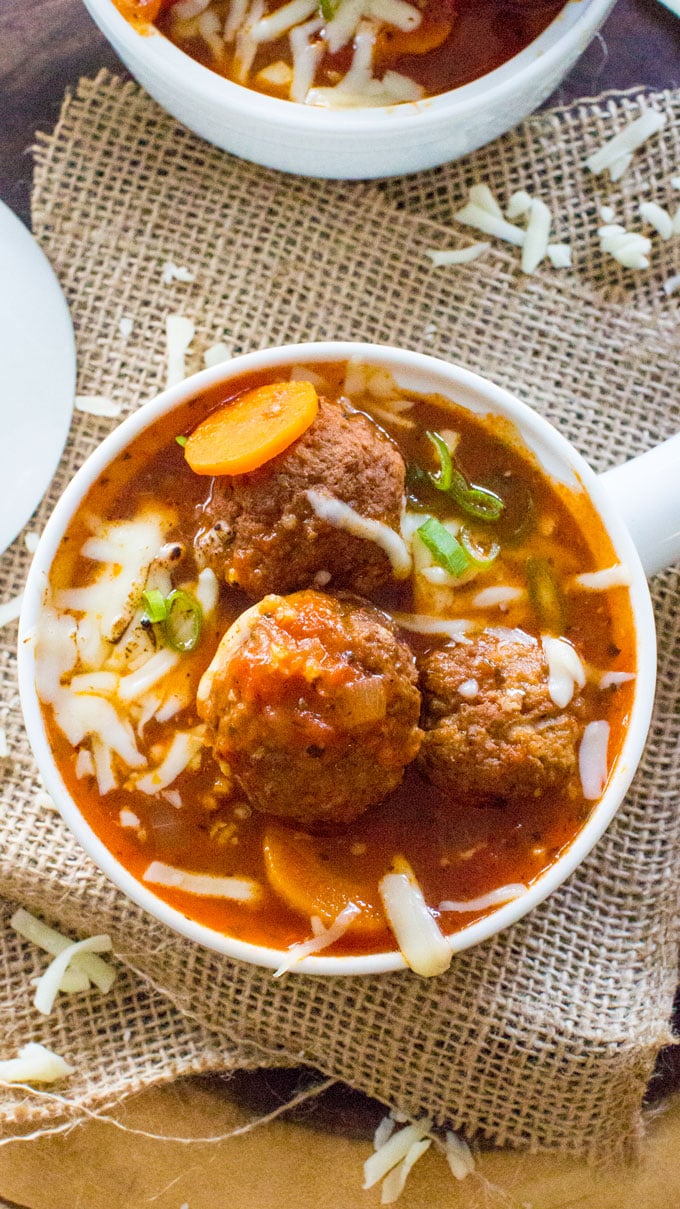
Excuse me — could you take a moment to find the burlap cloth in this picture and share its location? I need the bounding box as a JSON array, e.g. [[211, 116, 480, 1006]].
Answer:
[[0, 71, 678, 1160]]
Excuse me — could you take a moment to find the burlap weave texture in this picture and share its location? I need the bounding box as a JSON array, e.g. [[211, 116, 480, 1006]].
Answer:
[[0, 72, 678, 1157]]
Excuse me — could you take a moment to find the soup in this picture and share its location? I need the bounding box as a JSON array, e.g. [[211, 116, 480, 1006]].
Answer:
[[114, 0, 566, 108], [35, 360, 636, 974]]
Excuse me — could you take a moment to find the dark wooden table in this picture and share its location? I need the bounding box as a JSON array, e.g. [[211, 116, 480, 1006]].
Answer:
[[2, 0, 680, 225], [0, 5, 679, 1203]]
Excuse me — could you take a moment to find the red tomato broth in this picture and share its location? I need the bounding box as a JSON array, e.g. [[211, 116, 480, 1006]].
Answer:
[[41, 361, 636, 958], [114, 0, 567, 104]]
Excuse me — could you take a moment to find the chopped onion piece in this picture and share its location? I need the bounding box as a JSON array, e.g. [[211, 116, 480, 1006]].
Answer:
[[541, 636, 586, 708], [379, 858, 451, 977], [444, 1129, 475, 1180], [0, 1043, 74, 1085], [119, 808, 141, 828], [381, 1137, 432, 1204], [426, 243, 489, 267], [273, 903, 360, 977], [572, 564, 632, 590], [143, 860, 261, 902], [579, 721, 610, 800], [306, 489, 411, 578], [363, 1121, 431, 1189], [33, 934, 112, 1016], [439, 884, 527, 913]]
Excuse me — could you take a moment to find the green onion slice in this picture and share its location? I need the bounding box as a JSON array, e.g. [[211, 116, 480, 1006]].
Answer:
[[459, 527, 500, 570], [319, 0, 339, 17], [162, 589, 203, 653], [526, 557, 566, 633], [417, 518, 470, 578], [141, 588, 169, 623], [175, 435, 188, 448], [426, 430, 505, 522]]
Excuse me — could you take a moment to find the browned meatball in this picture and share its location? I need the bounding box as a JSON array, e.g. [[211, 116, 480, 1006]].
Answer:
[[197, 590, 422, 827], [194, 396, 405, 599], [417, 631, 584, 805]]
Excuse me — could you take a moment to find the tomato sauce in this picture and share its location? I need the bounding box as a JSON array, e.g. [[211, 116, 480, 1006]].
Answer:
[[42, 362, 636, 957]]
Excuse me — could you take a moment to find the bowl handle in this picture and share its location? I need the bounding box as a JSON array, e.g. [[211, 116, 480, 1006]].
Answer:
[[599, 433, 680, 577]]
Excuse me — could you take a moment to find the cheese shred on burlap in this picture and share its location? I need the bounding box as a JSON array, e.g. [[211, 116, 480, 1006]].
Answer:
[[0, 73, 678, 1159]]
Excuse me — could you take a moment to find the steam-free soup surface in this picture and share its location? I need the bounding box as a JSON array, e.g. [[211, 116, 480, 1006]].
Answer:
[[39, 361, 635, 960], [116, 0, 566, 109]]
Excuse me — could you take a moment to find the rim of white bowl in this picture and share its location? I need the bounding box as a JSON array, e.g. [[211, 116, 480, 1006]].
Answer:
[[18, 342, 656, 976], [87, 0, 615, 135]]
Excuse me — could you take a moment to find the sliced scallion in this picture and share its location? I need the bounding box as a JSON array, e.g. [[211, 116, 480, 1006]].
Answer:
[[460, 527, 500, 570], [141, 588, 169, 624], [175, 435, 188, 448], [162, 589, 203, 653], [417, 518, 470, 578], [426, 430, 504, 522], [319, 0, 339, 17], [526, 557, 566, 633]]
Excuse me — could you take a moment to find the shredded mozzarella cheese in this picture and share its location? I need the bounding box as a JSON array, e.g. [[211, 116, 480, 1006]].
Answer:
[[639, 201, 673, 240], [0, 592, 24, 629], [0, 1043, 74, 1085], [33, 934, 113, 1016], [541, 636, 586, 708], [585, 108, 666, 177], [579, 720, 610, 800], [143, 860, 261, 902], [426, 243, 490, 267], [305, 489, 411, 578], [572, 564, 632, 590], [166, 314, 195, 387], [75, 395, 121, 418], [273, 903, 360, 976], [439, 884, 527, 913], [364, 1121, 431, 1189], [379, 858, 451, 977]]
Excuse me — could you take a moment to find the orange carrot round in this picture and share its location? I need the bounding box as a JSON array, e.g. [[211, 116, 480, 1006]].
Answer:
[[184, 380, 319, 476]]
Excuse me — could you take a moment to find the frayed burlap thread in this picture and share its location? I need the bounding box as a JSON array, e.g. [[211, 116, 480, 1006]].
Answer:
[[0, 71, 678, 1157]]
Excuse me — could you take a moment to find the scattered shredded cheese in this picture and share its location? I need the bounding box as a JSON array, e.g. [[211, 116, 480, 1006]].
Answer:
[[378, 858, 451, 977], [24, 530, 41, 554], [585, 108, 667, 178], [33, 934, 113, 1016], [390, 613, 471, 642], [639, 201, 673, 240], [426, 243, 490, 267], [579, 720, 610, 800], [572, 564, 632, 590], [0, 1043, 74, 1085], [663, 274, 680, 296], [438, 884, 527, 913], [166, 314, 195, 387], [546, 242, 572, 268], [203, 341, 231, 368], [119, 316, 134, 338], [454, 202, 525, 247], [444, 1130, 475, 1180], [471, 586, 525, 609], [541, 636, 586, 708], [75, 395, 121, 418], [381, 1137, 432, 1204], [599, 670, 636, 689], [0, 726, 7, 758], [364, 1121, 431, 1189], [273, 903, 360, 976], [135, 730, 203, 795], [468, 183, 502, 218], [305, 489, 411, 578], [598, 224, 651, 270], [162, 261, 196, 285], [522, 198, 552, 275], [506, 190, 532, 219], [11, 908, 116, 993], [599, 204, 616, 223], [143, 860, 262, 902]]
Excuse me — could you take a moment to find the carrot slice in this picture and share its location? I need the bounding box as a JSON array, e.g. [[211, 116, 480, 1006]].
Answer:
[[263, 826, 385, 936], [184, 380, 319, 476]]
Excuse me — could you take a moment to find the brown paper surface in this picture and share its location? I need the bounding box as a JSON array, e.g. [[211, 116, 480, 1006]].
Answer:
[[0, 72, 678, 1161]]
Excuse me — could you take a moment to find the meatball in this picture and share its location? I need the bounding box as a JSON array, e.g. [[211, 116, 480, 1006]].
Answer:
[[417, 631, 583, 805], [197, 590, 422, 827], [194, 396, 406, 599]]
